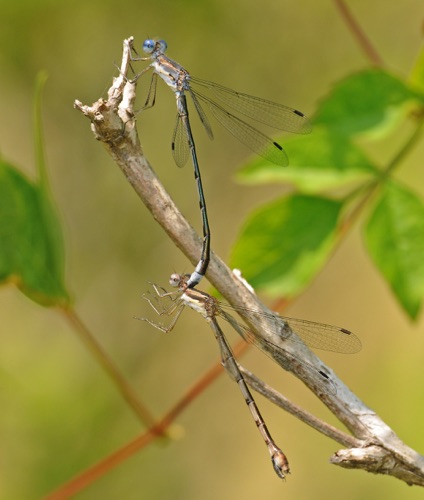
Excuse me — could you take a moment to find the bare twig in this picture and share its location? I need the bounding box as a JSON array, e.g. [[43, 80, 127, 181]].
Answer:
[[73, 37, 424, 486], [334, 0, 384, 66], [59, 306, 159, 429]]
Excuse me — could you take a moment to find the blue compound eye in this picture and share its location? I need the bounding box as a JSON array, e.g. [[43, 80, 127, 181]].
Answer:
[[142, 39, 156, 54], [157, 40, 167, 52]]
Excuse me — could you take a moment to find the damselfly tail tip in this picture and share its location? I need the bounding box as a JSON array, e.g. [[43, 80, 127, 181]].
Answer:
[[271, 449, 290, 480]]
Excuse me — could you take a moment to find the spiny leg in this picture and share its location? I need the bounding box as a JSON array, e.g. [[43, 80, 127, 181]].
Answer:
[[135, 283, 185, 333]]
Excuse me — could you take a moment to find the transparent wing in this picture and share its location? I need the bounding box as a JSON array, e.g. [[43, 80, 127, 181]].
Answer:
[[217, 307, 339, 394], [283, 317, 361, 353], [193, 90, 289, 166], [172, 114, 189, 167], [217, 302, 361, 354], [190, 76, 312, 134], [189, 89, 214, 140]]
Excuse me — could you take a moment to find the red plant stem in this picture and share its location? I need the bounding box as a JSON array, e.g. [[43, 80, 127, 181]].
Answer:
[[45, 341, 249, 499], [334, 0, 384, 66]]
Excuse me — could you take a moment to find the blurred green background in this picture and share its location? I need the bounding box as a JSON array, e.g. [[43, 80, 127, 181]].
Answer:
[[1, 0, 424, 498]]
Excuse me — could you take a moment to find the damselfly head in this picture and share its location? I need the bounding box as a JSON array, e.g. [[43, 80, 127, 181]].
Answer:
[[142, 39, 167, 55], [169, 273, 189, 289]]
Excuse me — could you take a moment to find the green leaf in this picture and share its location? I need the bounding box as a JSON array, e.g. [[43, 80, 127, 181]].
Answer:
[[237, 128, 377, 192], [409, 46, 424, 94], [230, 194, 343, 297], [314, 69, 422, 137], [363, 180, 424, 320], [0, 160, 69, 306], [0, 72, 70, 307]]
